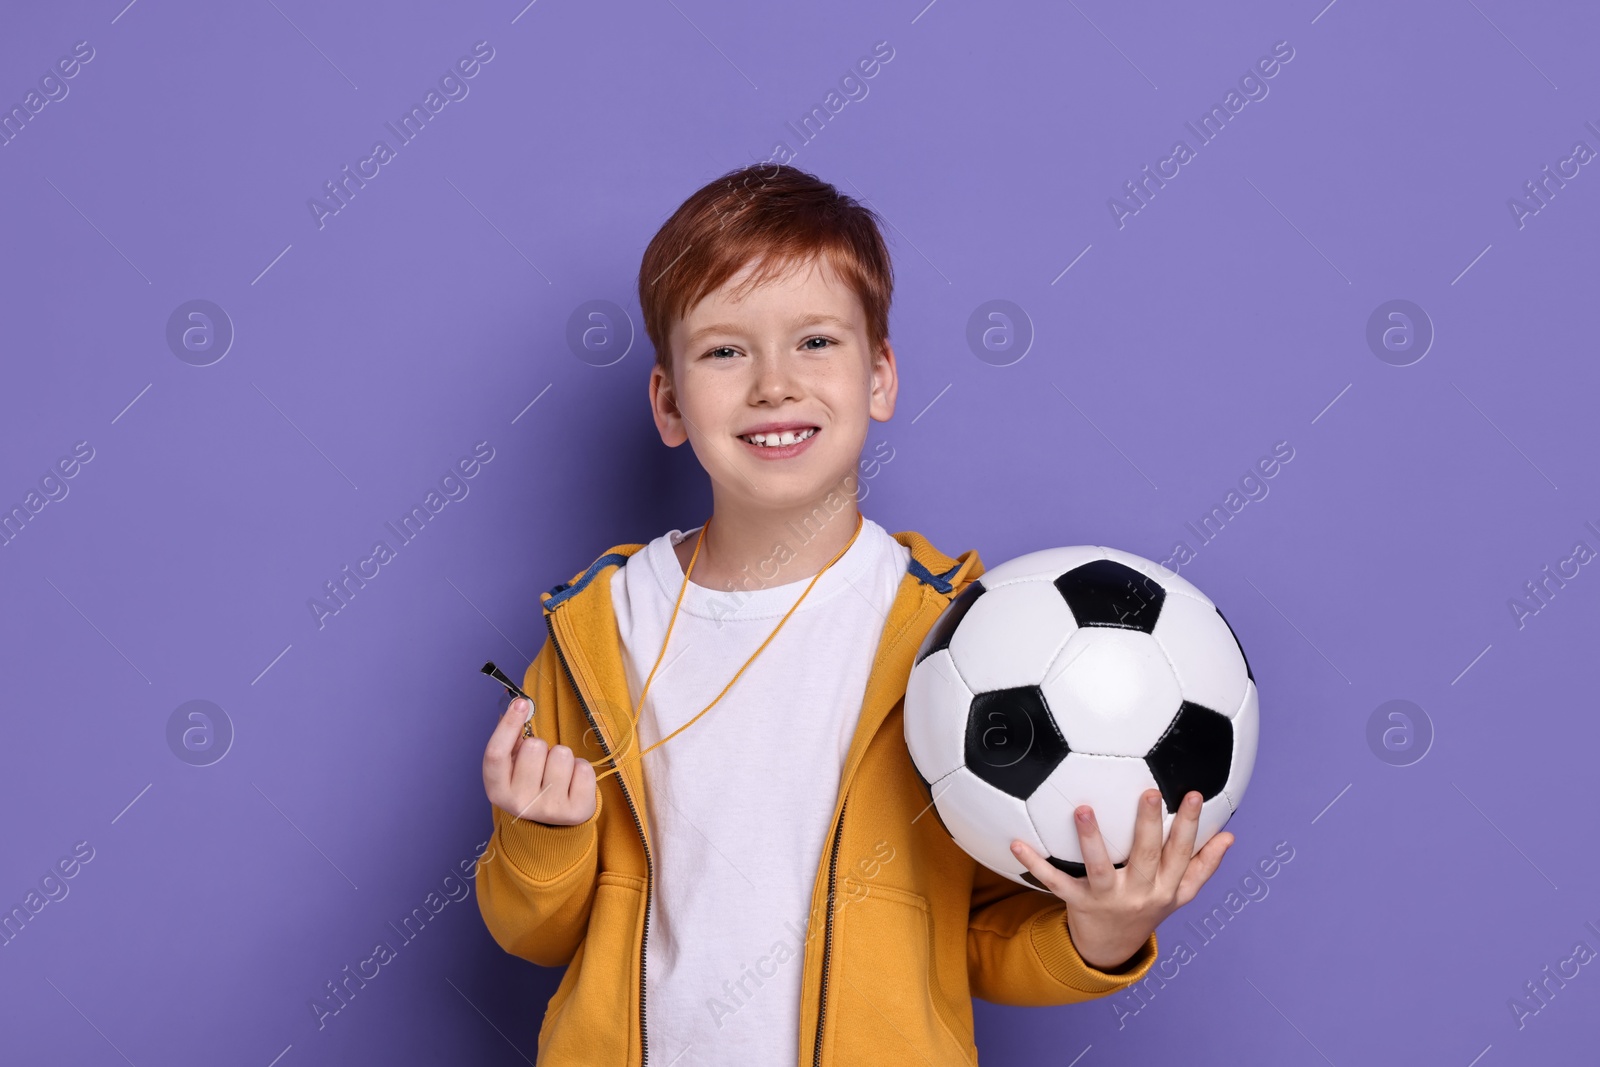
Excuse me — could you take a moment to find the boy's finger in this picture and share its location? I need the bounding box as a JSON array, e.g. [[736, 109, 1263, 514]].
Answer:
[[1159, 791, 1204, 892], [1009, 840, 1084, 904], [483, 698, 531, 789], [488, 698, 530, 757], [1174, 832, 1233, 907], [544, 744, 575, 797], [1124, 789, 1164, 885], [1072, 806, 1120, 893], [567, 754, 596, 808], [509, 735, 549, 809]]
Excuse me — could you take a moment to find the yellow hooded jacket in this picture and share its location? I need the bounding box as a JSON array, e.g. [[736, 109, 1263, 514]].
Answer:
[[475, 529, 1159, 1065]]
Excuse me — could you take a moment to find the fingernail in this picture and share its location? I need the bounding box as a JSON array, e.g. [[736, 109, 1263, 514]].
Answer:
[[1146, 792, 1160, 808], [1076, 808, 1091, 824]]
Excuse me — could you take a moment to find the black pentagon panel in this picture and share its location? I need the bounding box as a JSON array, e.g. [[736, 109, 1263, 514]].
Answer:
[[965, 686, 1069, 799], [1214, 605, 1254, 683], [1054, 559, 1165, 634], [914, 579, 986, 666], [1144, 701, 1233, 813], [1022, 857, 1129, 887]]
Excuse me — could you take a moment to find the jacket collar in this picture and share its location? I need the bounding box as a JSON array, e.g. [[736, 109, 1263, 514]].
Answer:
[[538, 529, 985, 828]]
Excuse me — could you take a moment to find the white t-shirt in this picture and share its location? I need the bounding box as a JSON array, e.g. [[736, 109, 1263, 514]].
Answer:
[[608, 515, 910, 1066]]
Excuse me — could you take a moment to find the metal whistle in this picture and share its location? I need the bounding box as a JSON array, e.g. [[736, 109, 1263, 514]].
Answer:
[[480, 661, 536, 738]]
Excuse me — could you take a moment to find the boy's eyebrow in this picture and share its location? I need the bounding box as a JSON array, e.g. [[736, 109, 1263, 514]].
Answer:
[[685, 313, 855, 345]]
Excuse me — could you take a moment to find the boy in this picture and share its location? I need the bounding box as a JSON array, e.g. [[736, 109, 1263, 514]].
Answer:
[[476, 164, 1234, 1065]]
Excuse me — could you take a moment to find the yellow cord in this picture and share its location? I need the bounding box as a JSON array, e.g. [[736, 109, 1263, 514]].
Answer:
[[575, 510, 866, 785]]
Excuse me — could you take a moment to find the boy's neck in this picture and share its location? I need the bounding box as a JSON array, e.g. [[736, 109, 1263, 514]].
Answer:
[[671, 489, 864, 593]]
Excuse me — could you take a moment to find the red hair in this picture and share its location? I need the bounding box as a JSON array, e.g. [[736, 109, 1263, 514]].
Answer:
[[636, 163, 894, 374]]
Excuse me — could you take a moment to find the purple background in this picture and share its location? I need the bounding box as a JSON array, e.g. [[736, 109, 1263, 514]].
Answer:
[[3, 0, 1597, 1063]]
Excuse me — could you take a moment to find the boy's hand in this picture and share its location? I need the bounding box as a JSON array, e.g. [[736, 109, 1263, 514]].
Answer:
[[483, 698, 597, 826], [1009, 788, 1233, 972]]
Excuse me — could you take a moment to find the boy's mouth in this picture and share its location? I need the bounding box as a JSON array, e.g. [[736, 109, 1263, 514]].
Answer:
[[737, 426, 818, 448], [735, 423, 821, 459]]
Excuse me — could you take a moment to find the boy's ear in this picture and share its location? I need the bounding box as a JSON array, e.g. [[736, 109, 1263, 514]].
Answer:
[[868, 339, 898, 423], [650, 361, 690, 447]]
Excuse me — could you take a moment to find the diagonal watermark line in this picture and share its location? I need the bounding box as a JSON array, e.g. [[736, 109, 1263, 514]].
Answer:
[[111, 0, 140, 23], [1451, 643, 1492, 686], [1310, 783, 1351, 825], [45, 177, 151, 284], [1245, 976, 1337, 1064], [911, 773, 958, 825], [1243, 176, 1351, 285], [45, 979, 137, 1062], [653, 785, 761, 889], [111, 783, 153, 825], [842, 571, 888, 622], [910, 0, 941, 24], [511, 0, 540, 24], [46, 977, 139, 1065], [445, 977, 536, 1065], [265, 1045, 293, 1067], [1067, 0, 1157, 89], [512, 382, 553, 424], [1452, 382, 1558, 489], [662, 0, 758, 89], [1452, 781, 1557, 889], [1465, 1043, 1492, 1067], [1310, 0, 1339, 24], [1050, 244, 1093, 285], [251, 643, 293, 686], [447, 577, 530, 663], [444, 176, 551, 283], [1052, 382, 1158, 489], [1463, 0, 1558, 89], [910, 383, 952, 425], [1451, 243, 1492, 285], [264, 0, 358, 89], [251, 243, 293, 285], [253, 782, 360, 890], [1066, 1045, 1093, 1067], [44, 576, 151, 683], [649, 242, 694, 288], [1311, 383, 1351, 425], [111, 383, 152, 424], [252, 382, 361, 490], [1243, 574, 1351, 684]]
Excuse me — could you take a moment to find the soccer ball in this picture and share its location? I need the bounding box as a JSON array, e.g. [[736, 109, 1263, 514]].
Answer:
[[903, 546, 1257, 890]]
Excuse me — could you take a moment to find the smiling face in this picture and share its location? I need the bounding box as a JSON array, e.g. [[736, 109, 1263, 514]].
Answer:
[[649, 252, 897, 518]]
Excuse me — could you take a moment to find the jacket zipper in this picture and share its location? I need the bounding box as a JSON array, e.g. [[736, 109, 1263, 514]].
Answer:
[[544, 612, 654, 1067], [811, 797, 846, 1067]]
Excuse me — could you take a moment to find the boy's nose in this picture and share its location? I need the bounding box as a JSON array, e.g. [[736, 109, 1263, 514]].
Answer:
[[750, 352, 802, 403]]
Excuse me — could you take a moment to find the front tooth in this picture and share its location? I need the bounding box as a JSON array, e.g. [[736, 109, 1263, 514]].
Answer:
[[777, 431, 798, 445]]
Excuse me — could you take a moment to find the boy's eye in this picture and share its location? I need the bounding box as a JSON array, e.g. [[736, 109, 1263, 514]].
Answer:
[[803, 336, 833, 350], [707, 346, 739, 360]]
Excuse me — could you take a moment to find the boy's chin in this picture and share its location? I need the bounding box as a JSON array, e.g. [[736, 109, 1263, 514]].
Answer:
[[719, 469, 861, 511]]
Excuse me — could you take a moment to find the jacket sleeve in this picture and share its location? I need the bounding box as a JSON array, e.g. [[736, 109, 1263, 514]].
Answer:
[[475, 633, 604, 968], [967, 861, 1158, 1005]]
